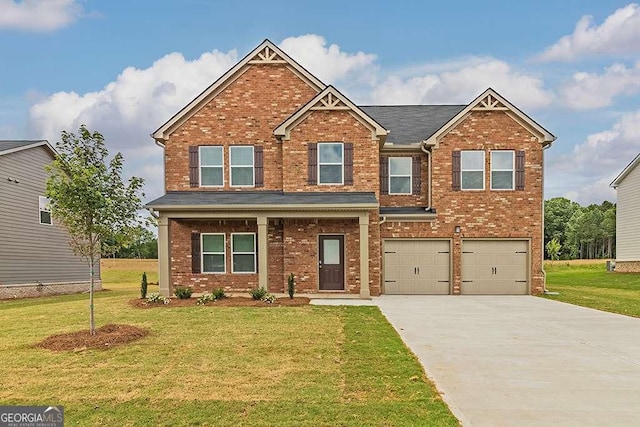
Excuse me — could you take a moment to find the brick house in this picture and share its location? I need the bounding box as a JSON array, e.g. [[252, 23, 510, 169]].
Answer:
[[146, 40, 555, 297]]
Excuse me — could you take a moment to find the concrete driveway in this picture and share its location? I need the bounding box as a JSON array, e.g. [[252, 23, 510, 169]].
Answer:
[[375, 296, 640, 427]]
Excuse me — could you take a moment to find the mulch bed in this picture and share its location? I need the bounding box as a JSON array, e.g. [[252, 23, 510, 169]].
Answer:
[[129, 296, 310, 308], [36, 324, 149, 352]]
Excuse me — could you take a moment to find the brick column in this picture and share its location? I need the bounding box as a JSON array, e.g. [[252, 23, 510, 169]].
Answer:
[[158, 214, 170, 296]]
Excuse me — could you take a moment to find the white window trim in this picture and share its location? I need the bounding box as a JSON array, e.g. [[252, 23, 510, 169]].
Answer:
[[199, 146, 224, 188], [231, 232, 256, 274], [318, 142, 344, 185], [490, 150, 515, 191], [388, 157, 413, 195], [201, 233, 226, 274], [229, 146, 255, 187], [461, 150, 485, 191], [39, 196, 52, 225]]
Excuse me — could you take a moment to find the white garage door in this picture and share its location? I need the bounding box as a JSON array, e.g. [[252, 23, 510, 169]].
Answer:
[[384, 240, 450, 294], [461, 240, 528, 295]]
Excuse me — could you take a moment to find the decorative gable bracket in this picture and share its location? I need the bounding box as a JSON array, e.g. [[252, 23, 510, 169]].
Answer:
[[248, 45, 286, 64], [473, 93, 508, 111]]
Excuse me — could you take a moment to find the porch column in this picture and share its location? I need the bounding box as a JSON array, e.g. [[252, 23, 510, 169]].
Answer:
[[359, 213, 370, 298], [257, 215, 268, 290], [157, 214, 170, 297]]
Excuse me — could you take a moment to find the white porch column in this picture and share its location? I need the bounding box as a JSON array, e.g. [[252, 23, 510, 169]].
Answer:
[[257, 215, 268, 290], [359, 213, 370, 298], [157, 214, 170, 297]]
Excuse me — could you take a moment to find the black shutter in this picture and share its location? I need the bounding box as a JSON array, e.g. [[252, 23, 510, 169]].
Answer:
[[452, 151, 461, 191], [515, 150, 525, 190], [254, 146, 264, 187], [380, 156, 389, 195], [344, 143, 353, 185], [189, 146, 199, 188], [412, 156, 421, 195], [308, 143, 317, 185], [191, 232, 201, 274]]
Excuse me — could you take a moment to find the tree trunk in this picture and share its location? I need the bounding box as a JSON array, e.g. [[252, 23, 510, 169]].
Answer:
[[90, 254, 95, 335]]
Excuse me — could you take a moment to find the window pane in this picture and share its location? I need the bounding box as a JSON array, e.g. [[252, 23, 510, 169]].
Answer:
[[233, 254, 255, 272], [492, 151, 513, 169], [390, 177, 411, 194], [319, 143, 343, 163], [461, 151, 484, 169], [201, 146, 222, 166], [323, 239, 340, 264], [201, 167, 223, 186], [202, 234, 224, 253], [461, 171, 483, 189], [203, 254, 224, 273], [39, 196, 50, 210], [389, 157, 411, 175], [319, 165, 342, 184], [40, 211, 52, 225], [230, 146, 253, 166], [233, 234, 255, 252], [231, 167, 254, 186], [492, 171, 514, 189]]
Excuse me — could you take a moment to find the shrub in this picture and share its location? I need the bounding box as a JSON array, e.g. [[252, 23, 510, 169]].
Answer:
[[262, 293, 276, 304], [287, 273, 295, 299], [249, 287, 267, 300], [197, 293, 217, 306], [140, 272, 148, 299], [212, 288, 227, 299], [174, 286, 193, 299], [146, 293, 170, 305]]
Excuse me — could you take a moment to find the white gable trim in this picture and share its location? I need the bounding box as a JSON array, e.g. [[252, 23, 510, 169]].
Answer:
[[423, 88, 556, 148], [0, 140, 57, 157], [151, 40, 326, 144], [611, 153, 640, 188], [274, 86, 388, 141]]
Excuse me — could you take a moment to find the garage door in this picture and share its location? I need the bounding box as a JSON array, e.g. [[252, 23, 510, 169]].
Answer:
[[384, 240, 450, 294], [461, 240, 528, 295]]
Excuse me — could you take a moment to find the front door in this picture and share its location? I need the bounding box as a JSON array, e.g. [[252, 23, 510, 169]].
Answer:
[[319, 235, 344, 290]]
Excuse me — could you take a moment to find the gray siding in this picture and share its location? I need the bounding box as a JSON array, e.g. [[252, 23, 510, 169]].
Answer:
[[617, 163, 640, 261], [0, 146, 99, 285]]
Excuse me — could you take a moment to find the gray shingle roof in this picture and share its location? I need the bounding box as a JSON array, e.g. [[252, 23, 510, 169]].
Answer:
[[146, 191, 378, 208], [0, 140, 48, 154], [359, 105, 465, 145]]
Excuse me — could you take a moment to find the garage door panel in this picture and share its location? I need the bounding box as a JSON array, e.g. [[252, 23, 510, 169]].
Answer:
[[384, 240, 450, 295], [461, 240, 528, 295]]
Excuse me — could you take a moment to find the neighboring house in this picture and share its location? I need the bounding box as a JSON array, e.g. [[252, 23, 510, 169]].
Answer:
[[146, 40, 555, 297], [611, 153, 640, 272], [0, 140, 100, 298]]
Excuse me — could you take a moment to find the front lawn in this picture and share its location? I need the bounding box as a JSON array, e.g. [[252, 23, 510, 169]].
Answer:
[[0, 260, 457, 426], [542, 260, 640, 318]]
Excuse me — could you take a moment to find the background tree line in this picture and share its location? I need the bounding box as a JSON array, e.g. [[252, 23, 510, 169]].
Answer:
[[102, 225, 158, 259], [544, 197, 616, 260]]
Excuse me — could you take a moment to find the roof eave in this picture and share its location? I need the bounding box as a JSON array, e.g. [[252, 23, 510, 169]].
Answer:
[[610, 153, 640, 188], [145, 203, 378, 211]]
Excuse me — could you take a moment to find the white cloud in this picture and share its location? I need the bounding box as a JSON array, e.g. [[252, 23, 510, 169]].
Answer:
[[371, 59, 553, 110], [278, 34, 377, 85], [560, 62, 640, 109], [536, 3, 640, 62], [0, 0, 83, 32], [547, 111, 640, 204]]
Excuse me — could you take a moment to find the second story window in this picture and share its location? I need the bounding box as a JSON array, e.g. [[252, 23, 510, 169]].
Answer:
[[491, 151, 514, 190], [200, 146, 223, 186], [318, 143, 343, 185], [39, 196, 52, 225], [230, 146, 254, 187], [389, 157, 412, 194], [461, 150, 485, 190]]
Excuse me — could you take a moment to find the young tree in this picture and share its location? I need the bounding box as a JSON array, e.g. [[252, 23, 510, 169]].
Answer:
[[46, 125, 144, 335], [545, 238, 561, 261]]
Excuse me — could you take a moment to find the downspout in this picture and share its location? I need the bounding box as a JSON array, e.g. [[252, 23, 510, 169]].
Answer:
[[420, 143, 432, 211], [541, 142, 555, 294]]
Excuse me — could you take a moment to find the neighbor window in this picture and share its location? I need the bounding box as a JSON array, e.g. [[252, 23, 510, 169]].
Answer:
[[201, 233, 225, 273], [230, 146, 254, 186], [389, 157, 412, 194], [39, 196, 52, 225], [461, 150, 485, 190], [318, 143, 343, 184], [491, 151, 515, 190], [231, 233, 256, 273], [200, 146, 223, 186]]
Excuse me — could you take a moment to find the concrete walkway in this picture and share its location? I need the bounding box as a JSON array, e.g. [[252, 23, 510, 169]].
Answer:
[[375, 296, 640, 427]]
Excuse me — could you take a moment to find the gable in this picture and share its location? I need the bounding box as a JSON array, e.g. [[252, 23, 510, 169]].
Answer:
[[152, 40, 326, 144], [0, 140, 56, 157], [611, 153, 640, 188]]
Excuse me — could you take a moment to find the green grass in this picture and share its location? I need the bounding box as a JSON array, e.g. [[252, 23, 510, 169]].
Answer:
[[0, 260, 457, 426], [542, 261, 640, 318]]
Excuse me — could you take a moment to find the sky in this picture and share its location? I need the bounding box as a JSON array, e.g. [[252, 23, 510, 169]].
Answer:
[[1, 0, 639, 206]]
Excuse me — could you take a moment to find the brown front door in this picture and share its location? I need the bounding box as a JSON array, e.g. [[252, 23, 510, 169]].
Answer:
[[319, 235, 344, 290]]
